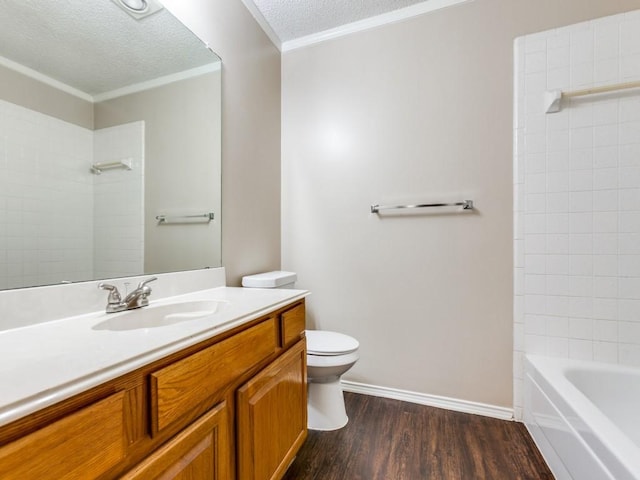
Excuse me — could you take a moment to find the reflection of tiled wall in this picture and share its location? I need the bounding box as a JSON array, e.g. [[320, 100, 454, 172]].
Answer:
[[93, 122, 144, 280], [514, 10, 640, 418], [0, 101, 145, 289], [0, 99, 93, 289]]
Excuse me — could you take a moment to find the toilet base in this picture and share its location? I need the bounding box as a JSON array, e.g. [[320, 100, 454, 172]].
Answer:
[[307, 377, 348, 431]]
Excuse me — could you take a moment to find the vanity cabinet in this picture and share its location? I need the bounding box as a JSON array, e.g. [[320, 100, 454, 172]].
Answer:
[[0, 299, 307, 480]]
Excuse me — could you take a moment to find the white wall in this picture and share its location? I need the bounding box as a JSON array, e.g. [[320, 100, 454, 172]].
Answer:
[[514, 10, 640, 417], [161, 0, 282, 285], [94, 72, 221, 274], [282, 0, 640, 409]]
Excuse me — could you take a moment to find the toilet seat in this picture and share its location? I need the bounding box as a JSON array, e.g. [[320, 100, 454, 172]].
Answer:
[[306, 330, 359, 356], [306, 350, 359, 368]]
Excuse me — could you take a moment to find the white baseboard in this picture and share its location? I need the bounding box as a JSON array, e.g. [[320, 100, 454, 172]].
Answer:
[[341, 380, 514, 421]]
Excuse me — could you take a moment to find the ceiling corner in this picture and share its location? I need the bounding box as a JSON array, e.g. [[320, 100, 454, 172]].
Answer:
[[239, 0, 283, 51]]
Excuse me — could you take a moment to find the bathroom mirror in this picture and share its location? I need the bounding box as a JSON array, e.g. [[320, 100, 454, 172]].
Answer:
[[0, 0, 222, 290]]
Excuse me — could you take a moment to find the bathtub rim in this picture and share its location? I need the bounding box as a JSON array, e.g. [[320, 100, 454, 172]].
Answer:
[[525, 354, 640, 479]]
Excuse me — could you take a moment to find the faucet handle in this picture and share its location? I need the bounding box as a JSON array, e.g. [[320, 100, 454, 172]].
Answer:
[[98, 283, 122, 304], [137, 277, 157, 290]]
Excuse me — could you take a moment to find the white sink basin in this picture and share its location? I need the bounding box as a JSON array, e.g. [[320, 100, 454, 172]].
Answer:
[[92, 300, 228, 331]]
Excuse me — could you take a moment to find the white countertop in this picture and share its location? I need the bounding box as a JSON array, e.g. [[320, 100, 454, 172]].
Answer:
[[0, 286, 308, 427]]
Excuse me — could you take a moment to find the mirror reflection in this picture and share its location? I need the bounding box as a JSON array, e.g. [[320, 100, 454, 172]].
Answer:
[[0, 0, 222, 290]]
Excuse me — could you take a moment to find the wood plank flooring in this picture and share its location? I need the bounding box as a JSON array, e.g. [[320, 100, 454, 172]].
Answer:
[[283, 392, 553, 480]]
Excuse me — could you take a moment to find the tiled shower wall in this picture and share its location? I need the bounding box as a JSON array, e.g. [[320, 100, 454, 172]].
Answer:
[[513, 10, 640, 417], [0, 100, 144, 289], [93, 122, 144, 280], [0, 99, 93, 289]]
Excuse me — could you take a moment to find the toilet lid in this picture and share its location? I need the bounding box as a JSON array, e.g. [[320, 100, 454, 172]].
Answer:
[[306, 330, 359, 356]]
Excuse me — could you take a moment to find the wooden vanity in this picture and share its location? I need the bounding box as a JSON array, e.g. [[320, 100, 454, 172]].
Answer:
[[0, 299, 307, 480]]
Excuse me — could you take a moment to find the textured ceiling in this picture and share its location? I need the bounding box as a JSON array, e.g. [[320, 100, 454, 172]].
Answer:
[[249, 0, 434, 42], [0, 1, 219, 96]]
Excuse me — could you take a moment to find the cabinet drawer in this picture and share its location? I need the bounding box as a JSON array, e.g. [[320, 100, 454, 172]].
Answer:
[[151, 318, 278, 434], [0, 391, 126, 480], [281, 303, 305, 348]]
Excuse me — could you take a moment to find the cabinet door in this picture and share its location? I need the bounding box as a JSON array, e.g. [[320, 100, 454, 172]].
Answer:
[[122, 401, 230, 480], [237, 339, 307, 480]]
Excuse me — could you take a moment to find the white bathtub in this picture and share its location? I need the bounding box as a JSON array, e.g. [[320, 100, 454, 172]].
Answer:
[[524, 355, 640, 480]]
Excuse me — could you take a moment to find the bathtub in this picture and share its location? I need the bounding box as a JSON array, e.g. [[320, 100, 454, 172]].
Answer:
[[524, 355, 640, 480]]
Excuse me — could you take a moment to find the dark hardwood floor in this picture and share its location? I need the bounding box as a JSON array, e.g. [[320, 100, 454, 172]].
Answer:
[[283, 392, 553, 480]]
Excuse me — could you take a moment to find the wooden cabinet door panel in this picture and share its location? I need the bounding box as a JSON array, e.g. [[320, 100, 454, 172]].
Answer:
[[122, 401, 230, 480], [0, 391, 126, 480], [237, 340, 307, 480]]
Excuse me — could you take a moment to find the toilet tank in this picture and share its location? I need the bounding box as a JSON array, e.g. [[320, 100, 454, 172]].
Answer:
[[241, 271, 297, 289]]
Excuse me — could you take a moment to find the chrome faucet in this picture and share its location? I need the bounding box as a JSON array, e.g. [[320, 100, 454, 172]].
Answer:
[[99, 277, 157, 313]]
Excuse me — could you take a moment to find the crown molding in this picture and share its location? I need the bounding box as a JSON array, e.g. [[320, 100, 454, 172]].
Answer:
[[0, 55, 93, 102], [93, 62, 221, 102], [282, 0, 473, 52]]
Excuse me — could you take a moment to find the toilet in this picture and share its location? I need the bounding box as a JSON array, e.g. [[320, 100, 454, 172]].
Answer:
[[242, 271, 359, 431]]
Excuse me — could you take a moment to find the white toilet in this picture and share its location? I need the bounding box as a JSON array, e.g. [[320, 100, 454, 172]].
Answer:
[[242, 271, 359, 431]]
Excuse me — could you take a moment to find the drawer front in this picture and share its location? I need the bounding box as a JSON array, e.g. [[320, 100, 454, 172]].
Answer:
[[151, 317, 278, 434], [0, 391, 126, 480], [281, 303, 305, 348]]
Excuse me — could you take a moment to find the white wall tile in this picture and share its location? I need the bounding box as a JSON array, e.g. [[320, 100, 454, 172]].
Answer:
[[618, 299, 640, 321], [594, 146, 619, 168], [569, 275, 593, 297], [619, 344, 640, 366], [525, 314, 547, 335], [569, 170, 593, 191], [569, 317, 594, 339], [619, 255, 640, 276], [525, 254, 547, 274], [619, 121, 640, 145], [593, 168, 618, 190], [547, 171, 569, 192], [525, 51, 547, 74], [593, 341, 618, 363], [515, 11, 640, 411], [546, 192, 569, 212], [547, 254, 570, 275], [547, 64, 570, 90], [593, 211, 617, 232], [593, 298, 618, 320], [547, 336, 569, 357], [547, 213, 569, 233], [569, 338, 593, 360], [593, 276, 618, 298], [619, 144, 640, 167], [547, 316, 569, 337], [546, 234, 569, 254], [594, 22, 620, 60], [593, 189, 618, 211], [525, 213, 546, 234]]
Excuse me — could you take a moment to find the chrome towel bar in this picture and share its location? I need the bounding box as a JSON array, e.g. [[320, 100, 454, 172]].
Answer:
[[545, 79, 640, 113], [371, 200, 473, 214], [156, 212, 215, 223]]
